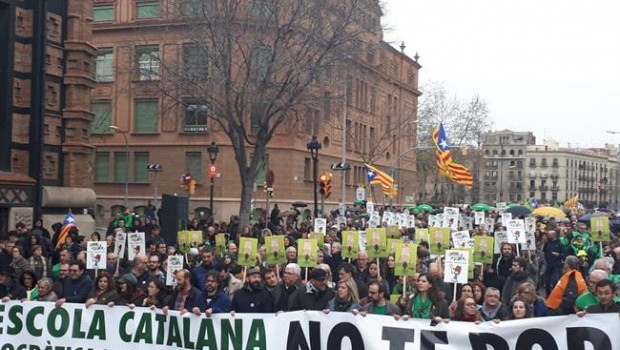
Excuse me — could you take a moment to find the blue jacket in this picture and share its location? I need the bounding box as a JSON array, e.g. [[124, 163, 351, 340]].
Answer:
[[63, 274, 94, 303], [200, 289, 231, 313]]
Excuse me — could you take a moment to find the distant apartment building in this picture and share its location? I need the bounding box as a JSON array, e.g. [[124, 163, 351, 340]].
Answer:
[[480, 130, 619, 209]]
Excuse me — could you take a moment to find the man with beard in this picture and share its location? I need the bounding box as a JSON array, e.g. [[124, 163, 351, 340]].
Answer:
[[215, 263, 243, 300], [146, 254, 165, 283], [163, 269, 203, 315], [361, 281, 401, 316], [230, 268, 273, 313], [501, 257, 535, 306], [192, 271, 230, 316], [493, 243, 515, 286], [273, 263, 303, 311], [293, 268, 335, 311], [191, 247, 217, 292]]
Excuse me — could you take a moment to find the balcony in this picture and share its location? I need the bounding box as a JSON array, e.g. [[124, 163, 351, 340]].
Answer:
[[528, 185, 537, 191], [540, 174, 548, 178], [550, 174, 559, 179], [540, 163, 548, 168], [539, 185, 549, 191], [551, 186, 560, 191], [552, 163, 559, 168], [529, 174, 537, 179], [529, 163, 536, 168]]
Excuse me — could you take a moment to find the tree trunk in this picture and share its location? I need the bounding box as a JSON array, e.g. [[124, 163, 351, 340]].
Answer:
[[238, 177, 254, 231]]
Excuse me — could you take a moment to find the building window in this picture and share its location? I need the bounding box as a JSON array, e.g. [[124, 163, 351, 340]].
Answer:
[[133, 152, 149, 183], [182, 0, 204, 16], [114, 152, 128, 183], [135, 45, 160, 80], [136, 1, 160, 19], [304, 157, 311, 181], [248, 0, 274, 18], [183, 44, 208, 82], [90, 100, 112, 134], [134, 99, 159, 133], [185, 152, 203, 183], [93, 5, 114, 22], [184, 102, 208, 133], [95, 152, 110, 182], [250, 45, 271, 81], [94, 48, 113, 82]]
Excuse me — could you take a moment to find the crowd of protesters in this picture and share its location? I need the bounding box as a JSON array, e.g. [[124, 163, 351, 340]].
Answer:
[[1, 202, 619, 323]]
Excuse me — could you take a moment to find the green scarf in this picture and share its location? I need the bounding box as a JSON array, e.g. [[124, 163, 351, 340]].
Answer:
[[412, 294, 432, 319], [334, 299, 353, 312]]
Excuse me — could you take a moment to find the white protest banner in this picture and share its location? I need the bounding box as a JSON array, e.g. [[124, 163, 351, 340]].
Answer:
[[428, 215, 436, 228], [444, 249, 469, 284], [506, 219, 526, 244], [451, 230, 471, 248], [442, 207, 460, 230], [485, 217, 495, 232], [382, 211, 394, 224], [525, 216, 536, 233], [501, 212, 512, 227], [114, 231, 126, 259], [0, 302, 618, 350], [494, 230, 509, 254], [435, 214, 444, 228], [86, 241, 107, 270], [369, 211, 381, 228], [407, 214, 416, 228], [127, 231, 146, 261], [314, 218, 327, 235], [521, 230, 537, 251], [396, 213, 406, 229], [474, 211, 485, 225], [166, 254, 184, 286], [366, 201, 374, 214], [387, 213, 398, 227]]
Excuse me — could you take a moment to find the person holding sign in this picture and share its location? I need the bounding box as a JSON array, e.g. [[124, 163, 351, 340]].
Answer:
[[402, 273, 449, 322]]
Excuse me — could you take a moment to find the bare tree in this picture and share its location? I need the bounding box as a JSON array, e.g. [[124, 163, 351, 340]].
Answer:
[[414, 81, 493, 204], [139, 0, 378, 225]]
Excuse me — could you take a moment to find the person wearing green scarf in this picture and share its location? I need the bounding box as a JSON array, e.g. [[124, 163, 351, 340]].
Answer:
[[403, 273, 450, 322]]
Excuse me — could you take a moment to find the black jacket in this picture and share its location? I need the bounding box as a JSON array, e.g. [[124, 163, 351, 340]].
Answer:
[[231, 284, 273, 313], [167, 286, 203, 311], [273, 282, 303, 312], [293, 286, 336, 311], [0, 281, 26, 300]]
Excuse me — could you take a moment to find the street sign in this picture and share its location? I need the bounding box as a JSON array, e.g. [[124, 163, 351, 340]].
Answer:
[[146, 163, 163, 171], [330, 162, 351, 171], [209, 164, 217, 178]]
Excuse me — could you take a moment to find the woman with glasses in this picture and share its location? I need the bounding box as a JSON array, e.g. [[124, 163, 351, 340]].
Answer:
[[452, 296, 482, 323]]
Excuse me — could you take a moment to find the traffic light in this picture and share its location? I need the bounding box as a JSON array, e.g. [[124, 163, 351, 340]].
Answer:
[[318, 172, 333, 198], [188, 179, 196, 195]]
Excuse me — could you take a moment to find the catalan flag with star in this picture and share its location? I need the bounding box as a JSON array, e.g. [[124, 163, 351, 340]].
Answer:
[[364, 163, 397, 197], [432, 123, 474, 187]]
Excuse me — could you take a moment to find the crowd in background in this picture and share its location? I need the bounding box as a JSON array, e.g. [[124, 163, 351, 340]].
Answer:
[[1, 203, 619, 323]]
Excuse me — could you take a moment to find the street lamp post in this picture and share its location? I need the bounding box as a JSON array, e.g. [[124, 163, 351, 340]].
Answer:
[[207, 141, 219, 218], [109, 126, 129, 208], [307, 135, 322, 218]]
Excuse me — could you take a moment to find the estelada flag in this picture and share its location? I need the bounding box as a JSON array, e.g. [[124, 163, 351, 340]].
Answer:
[[55, 209, 77, 250]]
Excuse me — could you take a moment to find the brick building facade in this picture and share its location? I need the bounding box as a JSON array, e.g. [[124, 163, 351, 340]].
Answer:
[[90, 0, 421, 222], [0, 0, 96, 233]]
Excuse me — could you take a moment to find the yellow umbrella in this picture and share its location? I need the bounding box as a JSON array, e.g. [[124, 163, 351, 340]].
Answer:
[[532, 206, 566, 218]]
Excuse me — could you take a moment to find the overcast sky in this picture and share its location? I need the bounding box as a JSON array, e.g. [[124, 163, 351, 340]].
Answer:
[[383, 0, 620, 148]]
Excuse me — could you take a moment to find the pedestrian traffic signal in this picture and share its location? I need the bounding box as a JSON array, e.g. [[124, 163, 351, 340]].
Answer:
[[318, 172, 333, 198]]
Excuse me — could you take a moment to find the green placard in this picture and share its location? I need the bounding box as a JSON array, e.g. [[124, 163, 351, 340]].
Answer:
[[366, 228, 387, 258], [238, 237, 258, 267], [309, 232, 325, 247], [177, 230, 203, 253], [414, 228, 430, 244], [386, 225, 400, 238], [394, 243, 417, 276], [591, 217, 610, 242], [215, 233, 227, 255], [387, 238, 402, 256], [265, 235, 286, 265], [429, 227, 450, 256], [342, 230, 360, 259], [473, 235, 494, 264], [298, 238, 318, 268]]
